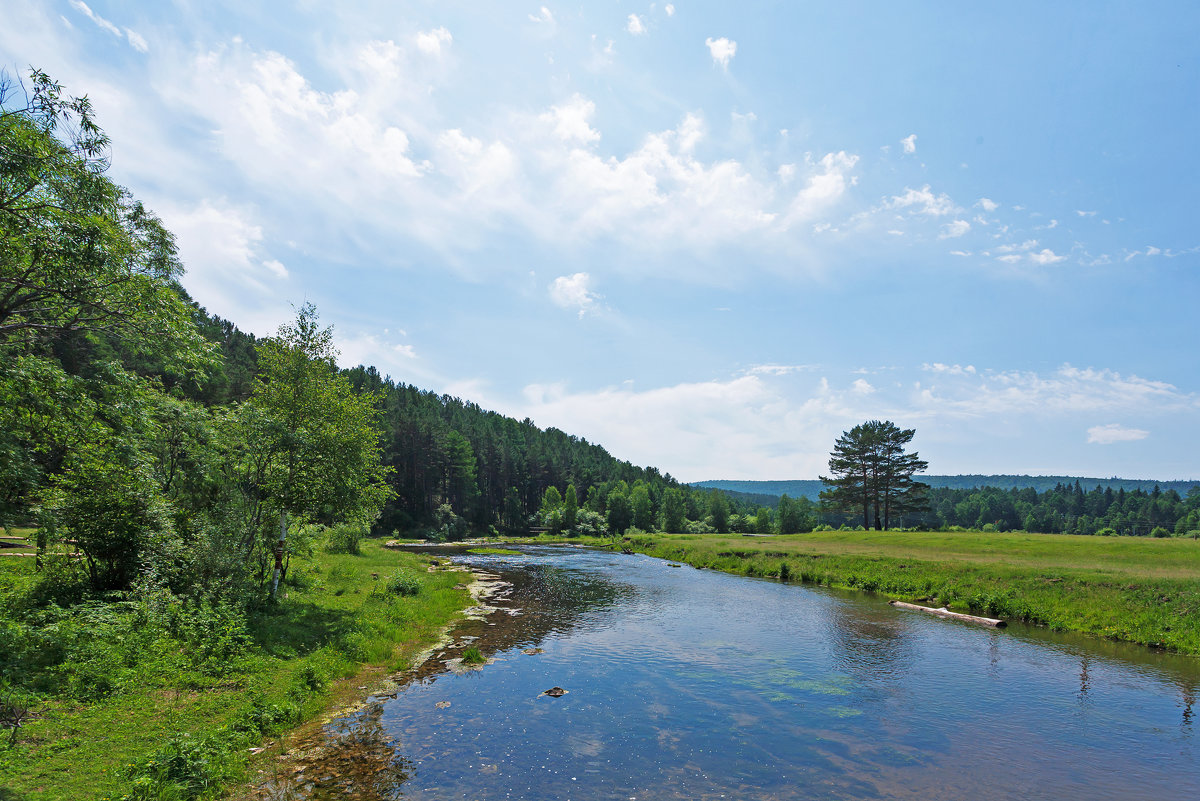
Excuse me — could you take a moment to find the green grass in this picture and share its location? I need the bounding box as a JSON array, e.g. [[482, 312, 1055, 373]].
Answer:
[[0, 539, 472, 801], [580, 531, 1200, 655]]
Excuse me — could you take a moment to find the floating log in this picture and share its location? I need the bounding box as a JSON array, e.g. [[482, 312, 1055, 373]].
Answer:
[[889, 600, 1006, 628]]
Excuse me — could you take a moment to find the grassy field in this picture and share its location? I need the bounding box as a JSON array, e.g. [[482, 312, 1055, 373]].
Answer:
[[579, 530, 1200, 656], [0, 539, 472, 801]]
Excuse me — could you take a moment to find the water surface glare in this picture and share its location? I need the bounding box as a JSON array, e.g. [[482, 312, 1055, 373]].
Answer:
[[307, 546, 1199, 800]]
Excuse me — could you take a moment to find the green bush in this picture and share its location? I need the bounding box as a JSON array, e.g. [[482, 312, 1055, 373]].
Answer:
[[1095, 527, 1117, 537], [385, 573, 421, 597], [324, 524, 365, 555], [1151, 526, 1171, 538]]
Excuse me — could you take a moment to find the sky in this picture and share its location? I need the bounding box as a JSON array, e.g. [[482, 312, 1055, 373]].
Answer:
[[4, 1, 1200, 482]]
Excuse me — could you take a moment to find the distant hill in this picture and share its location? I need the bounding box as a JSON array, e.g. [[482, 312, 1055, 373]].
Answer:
[[692, 475, 1200, 502]]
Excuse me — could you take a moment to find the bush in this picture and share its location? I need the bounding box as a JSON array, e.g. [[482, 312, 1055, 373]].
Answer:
[[685, 519, 716, 534], [1150, 526, 1171, 538], [1095, 527, 1117, 537], [386, 573, 421, 597], [324, 524, 365, 555]]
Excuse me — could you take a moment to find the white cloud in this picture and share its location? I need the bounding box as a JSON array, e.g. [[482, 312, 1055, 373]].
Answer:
[[887, 185, 958, 216], [949, 250, 971, 257], [922, 363, 976, 376], [852, 378, 875, 394], [529, 6, 554, 24], [665, 4, 676, 16], [705, 36, 737, 68], [996, 254, 1022, 264], [915, 364, 1191, 418], [415, 27, 452, 56], [627, 14, 647, 35], [69, 0, 147, 51], [1087, 424, 1149, 445], [977, 198, 999, 212], [1076, 209, 1097, 217], [745, 364, 819, 376], [549, 272, 601, 317], [503, 374, 876, 481], [539, 94, 601, 143], [125, 28, 148, 53], [1028, 248, 1065, 265], [69, 0, 120, 37], [939, 219, 970, 239], [162, 200, 291, 334], [901, 134, 917, 154]]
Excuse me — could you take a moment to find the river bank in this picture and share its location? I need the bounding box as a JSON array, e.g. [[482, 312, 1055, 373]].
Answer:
[[567, 530, 1200, 656], [0, 539, 475, 801]]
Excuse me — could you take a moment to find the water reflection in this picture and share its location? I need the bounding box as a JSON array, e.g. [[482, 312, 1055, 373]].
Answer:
[[248, 546, 1200, 801]]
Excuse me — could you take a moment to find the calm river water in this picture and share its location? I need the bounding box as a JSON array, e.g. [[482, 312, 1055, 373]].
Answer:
[[277, 545, 1200, 800]]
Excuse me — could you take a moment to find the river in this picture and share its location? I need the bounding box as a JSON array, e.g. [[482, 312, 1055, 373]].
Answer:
[[265, 545, 1200, 800]]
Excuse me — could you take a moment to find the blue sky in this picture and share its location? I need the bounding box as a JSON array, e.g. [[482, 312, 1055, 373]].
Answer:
[[6, 1, 1199, 481]]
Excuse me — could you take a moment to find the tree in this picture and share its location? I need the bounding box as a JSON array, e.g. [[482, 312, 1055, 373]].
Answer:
[[0, 71, 208, 366], [562, 483, 578, 532], [708, 490, 730, 533], [661, 487, 686, 533], [820, 420, 928, 530], [233, 304, 393, 595], [631, 483, 654, 531], [606, 486, 632, 536]]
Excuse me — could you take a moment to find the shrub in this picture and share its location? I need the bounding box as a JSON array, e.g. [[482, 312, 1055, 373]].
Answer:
[[1095, 527, 1117, 537], [386, 573, 421, 597], [325, 524, 365, 555], [1150, 526, 1171, 539]]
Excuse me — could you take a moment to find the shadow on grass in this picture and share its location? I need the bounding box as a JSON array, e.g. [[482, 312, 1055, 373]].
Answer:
[[247, 601, 361, 658], [0, 787, 31, 801]]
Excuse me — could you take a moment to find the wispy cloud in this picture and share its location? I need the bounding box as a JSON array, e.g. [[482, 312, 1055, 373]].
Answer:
[[1087, 423, 1149, 445]]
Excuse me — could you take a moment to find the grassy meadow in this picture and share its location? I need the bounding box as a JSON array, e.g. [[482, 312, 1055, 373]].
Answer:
[[0, 537, 471, 801], [580, 530, 1200, 656]]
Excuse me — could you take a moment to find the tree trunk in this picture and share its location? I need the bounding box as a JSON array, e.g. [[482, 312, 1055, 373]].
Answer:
[[271, 509, 287, 598]]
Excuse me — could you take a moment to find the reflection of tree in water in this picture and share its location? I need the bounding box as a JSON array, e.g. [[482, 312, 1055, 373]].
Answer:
[[417, 557, 637, 672], [824, 599, 915, 679], [252, 553, 637, 800]]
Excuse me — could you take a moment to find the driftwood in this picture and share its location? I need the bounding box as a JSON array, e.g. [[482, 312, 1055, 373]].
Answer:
[[889, 600, 1006, 628]]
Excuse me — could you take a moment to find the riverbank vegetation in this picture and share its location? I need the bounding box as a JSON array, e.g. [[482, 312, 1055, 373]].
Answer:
[[0, 538, 468, 800], [588, 530, 1200, 655]]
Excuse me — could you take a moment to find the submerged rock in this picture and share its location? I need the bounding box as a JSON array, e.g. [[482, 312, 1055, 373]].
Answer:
[[541, 686, 568, 698], [522, 648, 545, 655]]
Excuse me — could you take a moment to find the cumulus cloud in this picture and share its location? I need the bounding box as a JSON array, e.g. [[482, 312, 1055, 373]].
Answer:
[[939, 219, 970, 239], [665, 4, 676, 16], [1087, 424, 1149, 445], [901, 134, 917, 154], [415, 27, 452, 56], [977, 198, 999, 212], [887, 185, 958, 216], [529, 6, 554, 24], [922, 363, 976, 376], [539, 94, 601, 143], [549, 272, 601, 317], [705, 36, 737, 67], [1028, 248, 1065, 265], [1076, 209, 1097, 217], [627, 14, 647, 35]]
